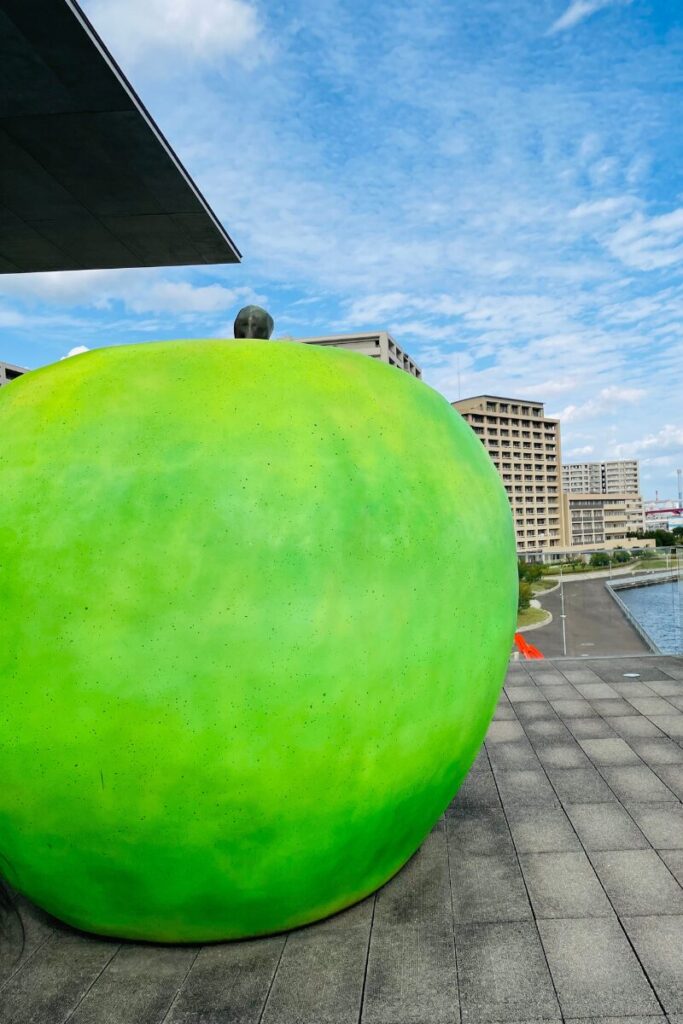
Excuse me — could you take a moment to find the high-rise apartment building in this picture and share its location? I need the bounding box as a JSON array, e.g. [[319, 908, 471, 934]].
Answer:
[[452, 395, 564, 556], [564, 492, 646, 547], [562, 460, 640, 495], [0, 361, 27, 385], [298, 333, 421, 378]]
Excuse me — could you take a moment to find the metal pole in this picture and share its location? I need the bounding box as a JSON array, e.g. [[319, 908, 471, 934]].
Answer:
[[560, 562, 567, 657]]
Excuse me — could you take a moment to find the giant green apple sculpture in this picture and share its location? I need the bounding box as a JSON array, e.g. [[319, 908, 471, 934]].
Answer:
[[0, 340, 516, 942]]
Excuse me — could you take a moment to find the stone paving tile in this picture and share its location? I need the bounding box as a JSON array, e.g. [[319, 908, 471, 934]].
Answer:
[[491, 768, 559, 808], [565, 1016, 665, 1024], [506, 686, 545, 703], [651, 764, 683, 800], [446, 804, 515, 858], [524, 718, 574, 741], [70, 945, 197, 1024], [629, 738, 683, 765], [377, 829, 453, 928], [260, 903, 373, 1024], [450, 851, 531, 924], [456, 920, 560, 1023], [538, 917, 660, 1018], [504, 673, 534, 688], [648, 680, 683, 696], [592, 662, 679, 684], [588, 850, 683, 916], [535, 742, 592, 770], [574, 683, 622, 700], [562, 670, 604, 684], [0, 932, 119, 1024], [578, 737, 642, 765], [449, 767, 501, 811], [611, 680, 660, 696], [519, 851, 613, 919], [166, 938, 284, 1024], [0, 893, 56, 991], [486, 721, 527, 743], [590, 699, 639, 717], [469, 748, 492, 773], [505, 804, 581, 853], [565, 718, 617, 739], [622, 915, 683, 1015], [598, 765, 679, 804], [551, 699, 598, 720], [363, 829, 459, 1024], [669, 695, 683, 711], [659, 850, 683, 886], [539, 684, 579, 700], [649, 715, 683, 739], [486, 740, 541, 771], [546, 767, 617, 805], [514, 702, 561, 723], [492, 704, 518, 721], [527, 671, 565, 685], [564, 803, 650, 851], [361, 926, 459, 1024], [628, 803, 683, 849], [628, 697, 678, 716], [609, 715, 665, 739]]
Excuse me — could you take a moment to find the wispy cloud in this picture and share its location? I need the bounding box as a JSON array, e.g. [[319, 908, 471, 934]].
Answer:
[[553, 386, 647, 424], [86, 0, 267, 68], [548, 0, 634, 35]]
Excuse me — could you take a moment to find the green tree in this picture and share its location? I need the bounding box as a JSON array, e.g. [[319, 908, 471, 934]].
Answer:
[[612, 549, 631, 563], [629, 529, 676, 547], [518, 580, 533, 610], [589, 552, 611, 568], [518, 560, 544, 584]]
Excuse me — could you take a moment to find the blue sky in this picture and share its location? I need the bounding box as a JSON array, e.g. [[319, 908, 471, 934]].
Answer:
[[2, 0, 683, 500]]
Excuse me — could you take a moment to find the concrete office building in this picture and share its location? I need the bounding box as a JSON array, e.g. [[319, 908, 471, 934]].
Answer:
[[0, 361, 27, 385], [563, 492, 646, 548], [299, 333, 421, 378], [563, 460, 640, 496], [452, 395, 565, 557]]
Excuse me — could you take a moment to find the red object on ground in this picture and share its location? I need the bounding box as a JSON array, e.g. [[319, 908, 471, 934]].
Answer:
[[514, 633, 544, 659]]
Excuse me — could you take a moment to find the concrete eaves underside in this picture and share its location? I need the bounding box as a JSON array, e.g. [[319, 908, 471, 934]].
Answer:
[[0, 0, 241, 272]]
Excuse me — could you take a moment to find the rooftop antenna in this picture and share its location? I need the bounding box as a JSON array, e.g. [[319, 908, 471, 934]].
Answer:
[[678, 468, 682, 511]]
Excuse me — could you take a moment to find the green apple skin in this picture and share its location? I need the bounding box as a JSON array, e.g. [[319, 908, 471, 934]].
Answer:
[[0, 340, 516, 942]]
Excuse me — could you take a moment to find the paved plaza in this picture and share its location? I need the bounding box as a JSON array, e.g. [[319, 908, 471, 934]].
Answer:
[[2, 655, 683, 1024]]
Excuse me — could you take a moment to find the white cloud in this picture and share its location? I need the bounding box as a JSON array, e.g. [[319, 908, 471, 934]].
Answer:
[[84, 0, 265, 67], [608, 208, 683, 271], [0, 270, 255, 317], [611, 424, 683, 458], [552, 385, 646, 423], [548, 0, 633, 35], [61, 346, 90, 360], [565, 444, 595, 457], [568, 196, 637, 220]]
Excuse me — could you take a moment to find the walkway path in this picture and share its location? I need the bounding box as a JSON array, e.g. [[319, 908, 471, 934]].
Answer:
[[530, 577, 651, 658]]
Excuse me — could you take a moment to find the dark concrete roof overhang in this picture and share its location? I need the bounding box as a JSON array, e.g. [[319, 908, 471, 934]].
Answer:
[[0, 0, 241, 273]]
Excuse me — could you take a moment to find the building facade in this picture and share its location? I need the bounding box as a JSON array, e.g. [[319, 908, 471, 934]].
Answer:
[[563, 492, 646, 547], [298, 333, 421, 379], [0, 361, 27, 385], [563, 459, 640, 495], [452, 395, 565, 557]]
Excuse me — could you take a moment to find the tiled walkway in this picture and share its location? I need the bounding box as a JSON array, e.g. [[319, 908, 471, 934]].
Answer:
[[2, 655, 683, 1024]]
